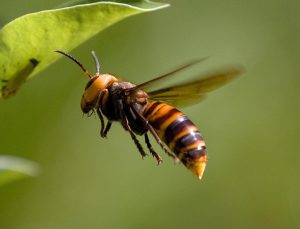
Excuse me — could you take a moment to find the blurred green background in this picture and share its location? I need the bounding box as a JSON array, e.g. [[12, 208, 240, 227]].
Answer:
[[0, 0, 299, 228]]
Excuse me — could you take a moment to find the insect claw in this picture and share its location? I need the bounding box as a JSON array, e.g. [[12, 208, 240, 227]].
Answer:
[[157, 159, 163, 165], [87, 110, 94, 117], [101, 133, 108, 138], [141, 154, 148, 159], [174, 157, 181, 164]]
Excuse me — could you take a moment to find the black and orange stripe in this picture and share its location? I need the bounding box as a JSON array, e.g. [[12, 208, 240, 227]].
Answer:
[[143, 101, 207, 178]]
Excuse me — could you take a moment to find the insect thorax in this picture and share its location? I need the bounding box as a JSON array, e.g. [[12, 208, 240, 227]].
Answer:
[[101, 81, 149, 135]]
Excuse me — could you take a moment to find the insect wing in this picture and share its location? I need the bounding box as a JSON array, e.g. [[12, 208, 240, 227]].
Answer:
[[148, 94, 207, 107], [147, 66, 243, 107], [128, 58, 207, 92]]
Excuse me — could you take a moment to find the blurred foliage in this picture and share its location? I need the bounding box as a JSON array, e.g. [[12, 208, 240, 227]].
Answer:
[[0, 0, 299, 229], [0, 0, 168, 98], [0, 155, 39, 186]]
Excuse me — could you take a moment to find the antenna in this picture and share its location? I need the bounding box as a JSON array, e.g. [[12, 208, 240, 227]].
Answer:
[[54, 50, 92, 79], [91, 51, 100, 74]]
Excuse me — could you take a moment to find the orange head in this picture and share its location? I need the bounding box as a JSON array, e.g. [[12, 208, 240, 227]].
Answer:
[[55, 50, 117, 113]]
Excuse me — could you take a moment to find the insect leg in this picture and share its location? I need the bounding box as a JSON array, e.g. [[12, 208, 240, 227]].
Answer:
[[144, 133, 163, 165], [95, 89, 110, 138], [146, 122, 179, 162], [102, 121, 112, 138], [124, 116, 147, 158], [117, 100, 147, 158], [96, 109, 106, 138], [131, 106, 179, 162]]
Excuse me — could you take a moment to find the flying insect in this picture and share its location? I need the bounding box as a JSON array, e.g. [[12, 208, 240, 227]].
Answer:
[[55, 50, 242, 179]]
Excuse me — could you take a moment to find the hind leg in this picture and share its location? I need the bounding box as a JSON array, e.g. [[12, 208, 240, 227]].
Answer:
[[144, 133, 163, 164]]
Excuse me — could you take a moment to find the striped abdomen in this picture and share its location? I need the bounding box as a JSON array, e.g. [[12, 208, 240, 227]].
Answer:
[[143, 101, 208, 179]]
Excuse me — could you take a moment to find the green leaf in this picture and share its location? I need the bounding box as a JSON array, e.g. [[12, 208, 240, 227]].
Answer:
[[0, 155, 40, 186], [0, 0, 169, 98]]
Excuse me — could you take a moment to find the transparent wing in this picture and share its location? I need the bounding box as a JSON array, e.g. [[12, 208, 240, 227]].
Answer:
[[147, 66, 243, 107], [127, 58, 207, 92]]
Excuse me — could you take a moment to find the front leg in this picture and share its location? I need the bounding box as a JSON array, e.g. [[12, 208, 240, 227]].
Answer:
[[96, 109, 104, 137], [96, 109, 112, 138], [102, 121, 112, 138], [95, 89, 111, 138]]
